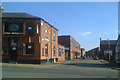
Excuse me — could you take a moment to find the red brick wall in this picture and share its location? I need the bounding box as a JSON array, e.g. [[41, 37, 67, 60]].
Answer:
[[58, 44, 65, 61], [100, 44, 116, 60], [40, 20, 58, 60], [70, 37, 81, 59], [58, 36, 81, 60]]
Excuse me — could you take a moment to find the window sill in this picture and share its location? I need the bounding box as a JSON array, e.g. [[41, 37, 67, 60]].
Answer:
[[45, 55, 48, 57], [25, 54, 34, 56]]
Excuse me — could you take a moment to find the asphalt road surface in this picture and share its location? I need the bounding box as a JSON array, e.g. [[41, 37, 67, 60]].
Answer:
[[2, 58, 119, 78]]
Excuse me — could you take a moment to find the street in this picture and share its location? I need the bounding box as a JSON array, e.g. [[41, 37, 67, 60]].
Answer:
[[2, 58, 118, 78]]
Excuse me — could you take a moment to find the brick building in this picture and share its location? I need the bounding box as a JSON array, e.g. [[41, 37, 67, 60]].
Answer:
[[100, 39, 116, 60], [86, 47, 99, 58], [58, 44, 65, 61], [115, 35, 120, 63], [58, 35, 81, 60], [2, 12, 65, 63]]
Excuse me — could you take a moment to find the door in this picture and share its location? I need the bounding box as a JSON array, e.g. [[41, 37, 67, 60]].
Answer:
[[8, 38, 18, 62], [9, 47, 17, 61]]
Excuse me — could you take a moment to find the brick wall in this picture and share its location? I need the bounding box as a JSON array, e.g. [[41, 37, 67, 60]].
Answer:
[[58, 44, 65, 61]]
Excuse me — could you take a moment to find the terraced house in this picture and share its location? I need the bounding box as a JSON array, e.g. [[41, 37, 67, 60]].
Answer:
[[2, 12, 65, 63]]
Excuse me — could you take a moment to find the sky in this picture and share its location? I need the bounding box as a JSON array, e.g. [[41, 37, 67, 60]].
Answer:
[[2, 2, 118, 51]]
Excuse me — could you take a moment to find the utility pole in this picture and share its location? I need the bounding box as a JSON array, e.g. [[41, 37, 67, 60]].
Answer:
[[108, 39, 110, 61], [93, 49, 94, 58]]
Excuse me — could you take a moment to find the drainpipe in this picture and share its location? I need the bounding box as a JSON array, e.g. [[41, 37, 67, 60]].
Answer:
[[51, 27, 52, 61], [39, 21, 41, 64]]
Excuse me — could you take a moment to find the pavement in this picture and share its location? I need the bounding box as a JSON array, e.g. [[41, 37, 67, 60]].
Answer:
[[100, 60, 120, 70], [1, 58, 119, 78]]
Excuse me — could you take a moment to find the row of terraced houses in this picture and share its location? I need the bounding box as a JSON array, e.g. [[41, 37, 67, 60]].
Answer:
[[2, 12, 81, 64]]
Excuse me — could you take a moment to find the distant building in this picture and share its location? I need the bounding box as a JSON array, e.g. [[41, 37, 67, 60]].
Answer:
[[58, 35, 81, 60], [81, 48, 86, 57], [100, 39, 116, 60], [115, 35, 120, 64], [86, 47, 99, 58]]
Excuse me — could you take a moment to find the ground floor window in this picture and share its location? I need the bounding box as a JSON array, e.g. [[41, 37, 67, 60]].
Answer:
[[42, 48, 44, 56], [58, 48, 61, 56], [26, 42, 34, 55], [19, 48, 24, 55], [53, 46, 56, 56], [2, 48, 7, 55]]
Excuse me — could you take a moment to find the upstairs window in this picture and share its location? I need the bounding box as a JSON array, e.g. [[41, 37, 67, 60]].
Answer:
[[4, 22, 23, 33], [45, 43, 48, 56], [28, 26, 32, 30], [36, 24, 39, 34], [45, 26, 48, 39], [53, 31, 56, 41], [26, 23, 34, 36]]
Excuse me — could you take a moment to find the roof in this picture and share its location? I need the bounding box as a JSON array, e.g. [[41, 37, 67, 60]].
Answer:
[[2, 12, 58, 31], [58, 35, 71, 37], [100, 40, 117, 45], [2, 13, 40, 19], [58, 35, 80, 45]]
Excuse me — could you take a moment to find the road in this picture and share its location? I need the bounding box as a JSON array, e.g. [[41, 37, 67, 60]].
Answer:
[[2, 58, 119, 78]]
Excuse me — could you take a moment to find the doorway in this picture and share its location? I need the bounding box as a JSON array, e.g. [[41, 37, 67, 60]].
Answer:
[[8, 38, 18, 62]]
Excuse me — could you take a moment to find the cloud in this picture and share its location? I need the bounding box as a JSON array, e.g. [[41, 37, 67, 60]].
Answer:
[[103, 32, 110, 35], [79, 32, 92, 36]]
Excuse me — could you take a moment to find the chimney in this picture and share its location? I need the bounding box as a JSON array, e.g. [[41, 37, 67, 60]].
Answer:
[[100, 37, 101, 42]]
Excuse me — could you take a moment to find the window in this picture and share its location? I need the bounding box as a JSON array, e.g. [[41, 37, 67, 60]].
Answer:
[[45, 43, 48, 56], [58, 48, 61, 56], [26, 42, 34, 55], [19, 48, 24, 55], [28, 26, 32, 30], [2, 48, 7, 55], [62, 49, 64, 54], [53, 46, 56, 56], [26, 23, 34, 36], [45, 26, 48, 39], [53, 31, 56, 41], [4, 22, 23, 32], [41, 23, 44, 26], [36, 24, 39, 34], [42, 48, 44, 56]]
